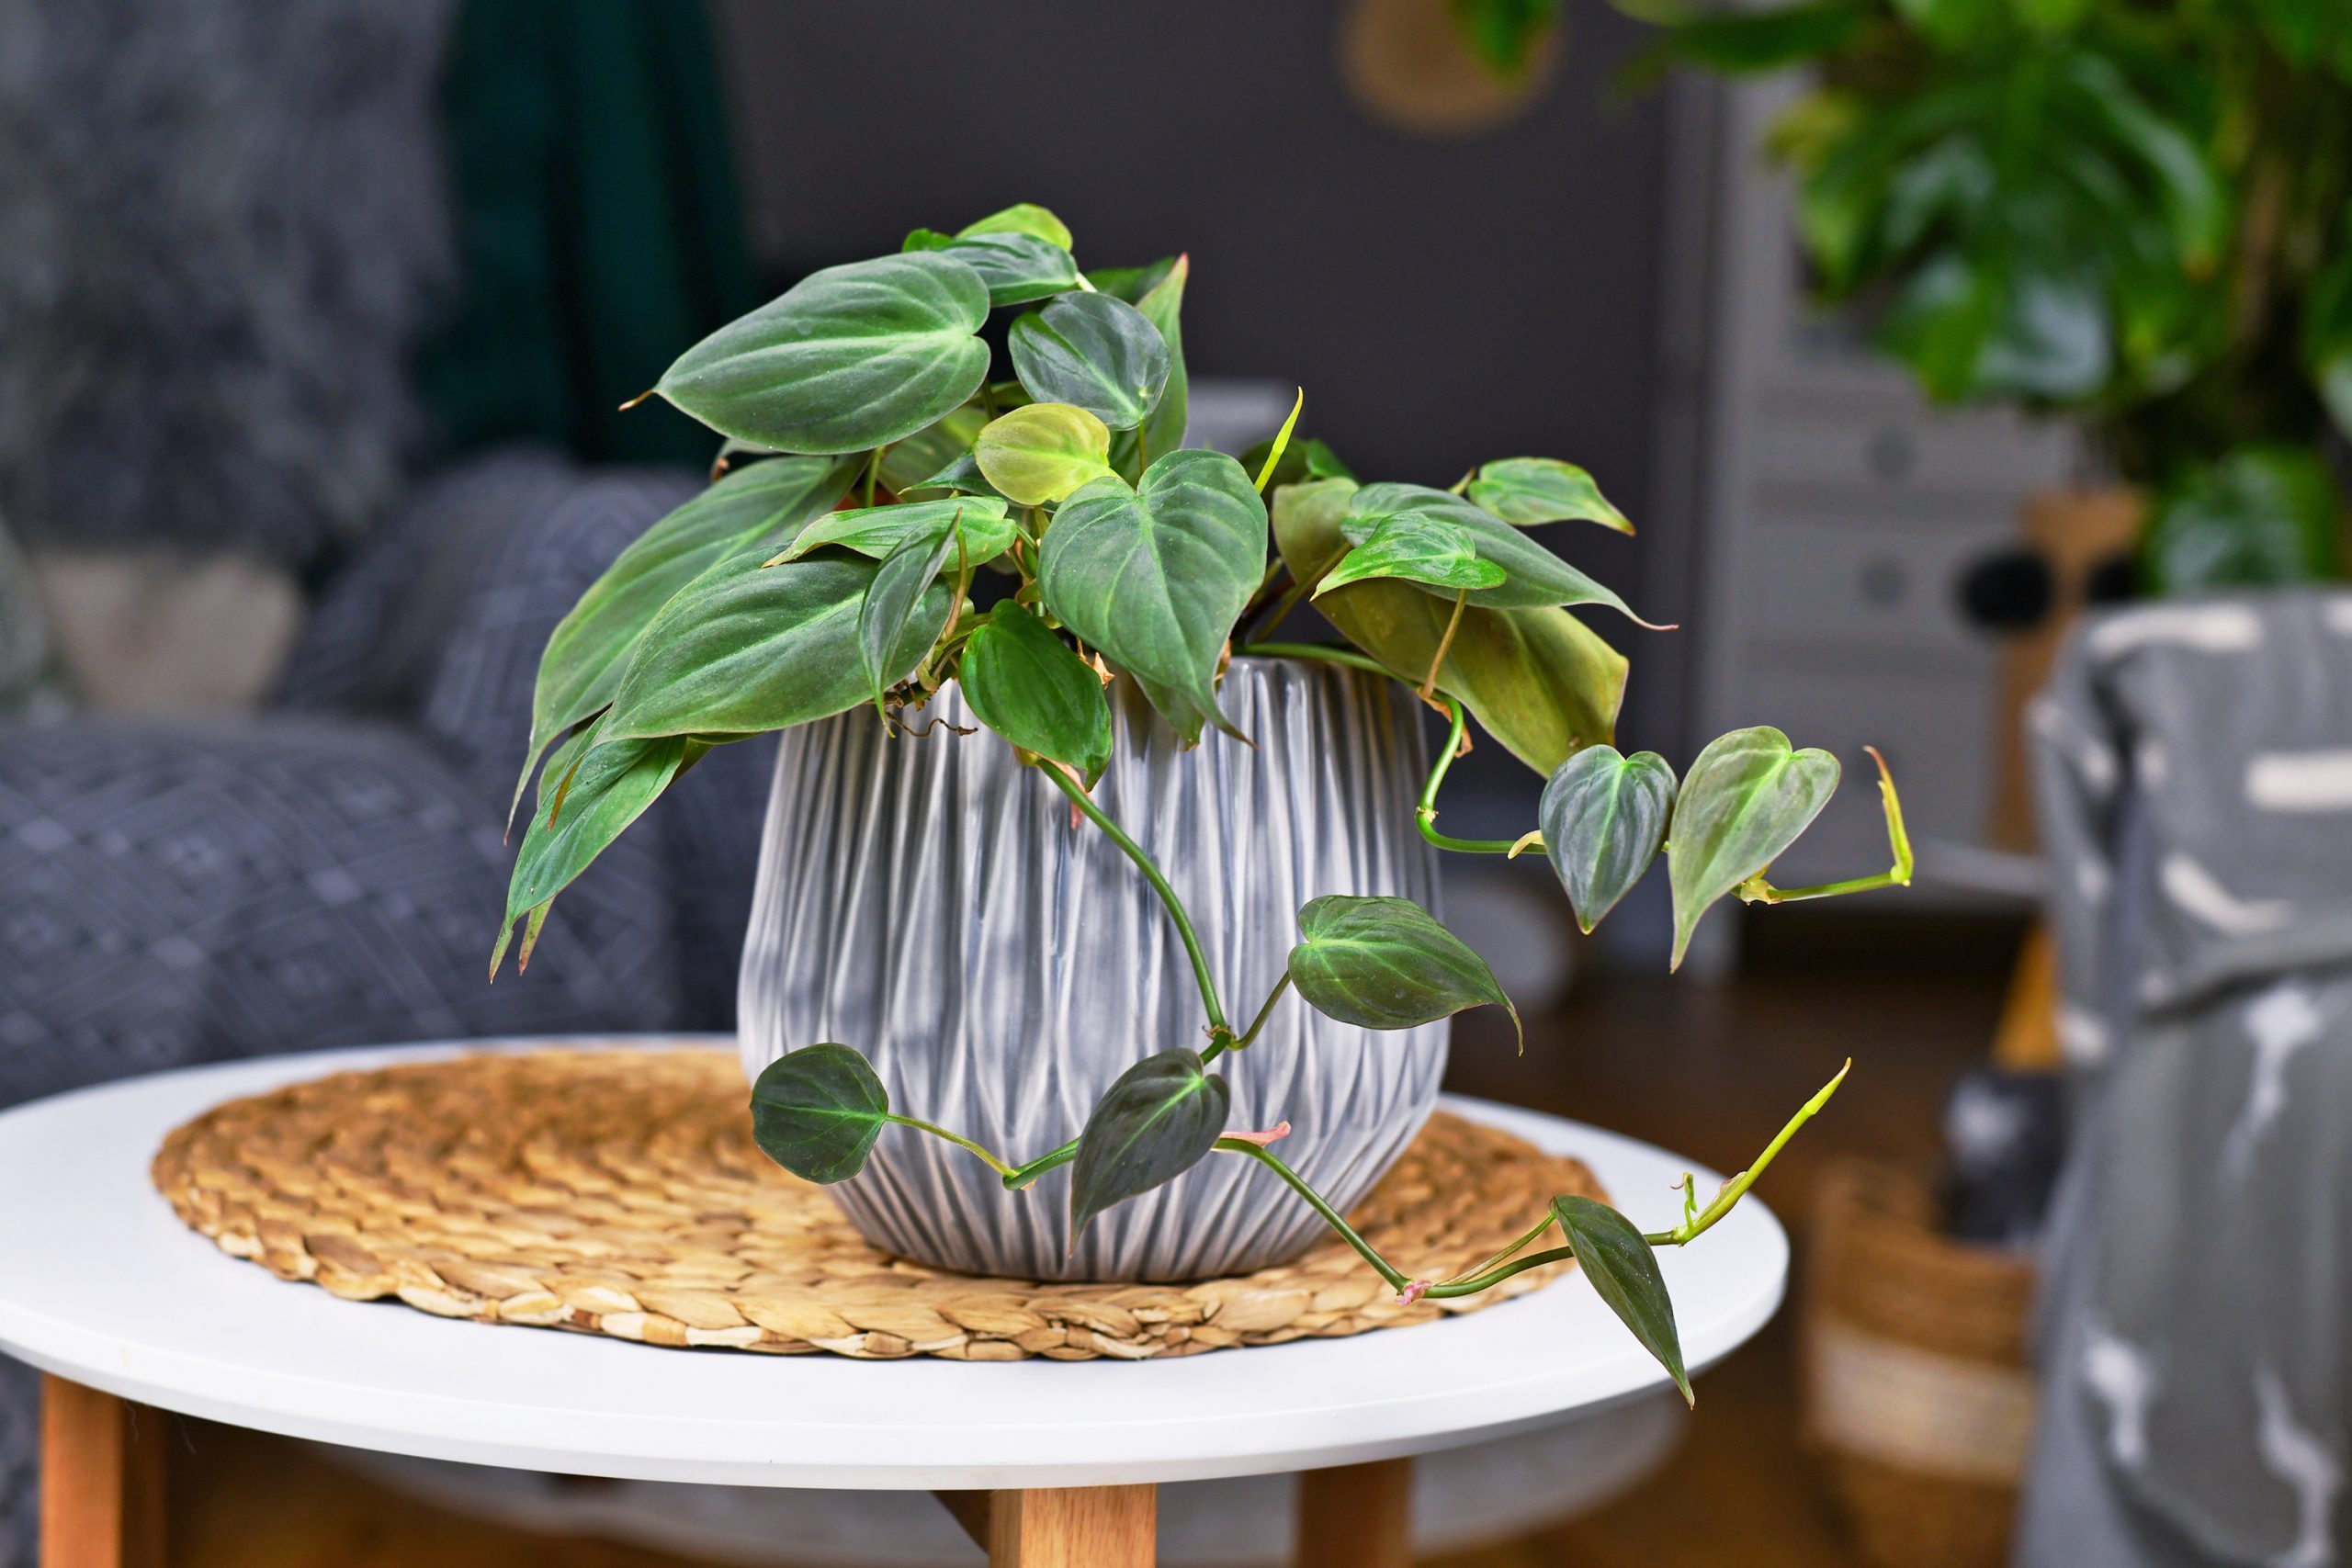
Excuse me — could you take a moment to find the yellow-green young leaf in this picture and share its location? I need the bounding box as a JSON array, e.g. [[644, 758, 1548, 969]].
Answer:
[[1540, 746, 1676, 933], [1009, 294, 1171, 431], [514, 456, 860, 820], [1314, 513, 1505, 597], [1037, 450, 1267, 744], [1553, 1195, 1690, 1404], [599, 554, 952, 742], [955, 202, 1074, 251], [933, 231, 1080, 307], [1469, 457, 1634, 533], [1069, 1049, 1231, 1235], [974, 403, 1114, 504], [1287, 895, 1518, 1046], [1667, 728, 1839, 969], [776, 497, 1016, 567], [957, 604, 1114, 784], [1341, 483, 1652, 622], [654, 254, 989, 454], [1274, 479, 1626, 773], [750, 1044, 890, 1184]]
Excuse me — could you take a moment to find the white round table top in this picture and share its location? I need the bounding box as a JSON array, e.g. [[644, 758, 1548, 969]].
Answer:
[[0, 1039, 1786, 1489]]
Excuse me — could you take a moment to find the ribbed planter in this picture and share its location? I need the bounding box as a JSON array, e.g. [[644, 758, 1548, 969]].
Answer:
[[738, 657, 1446, 1282]]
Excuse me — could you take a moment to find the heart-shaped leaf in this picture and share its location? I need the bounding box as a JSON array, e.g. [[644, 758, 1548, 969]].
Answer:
[[1009, 293, 1172, 431], [955, 202, 1074, 251], [1069, 1048, 1231, 1235], [777, 496, 1016, 566], [496, 725, 693, 970], [1288, 895, 1519, 1045], [1469, 457, 1634, 533], [514, 455, 860, 817], [1341, 484, 1649, 622], [750, 1043, 890, 1185], [934, 231, 1081, 307], [654, 254, 989, 454], [1667, 728, 1839, 970], [974, 403, 1114, 504], [1107, 255, 1189, 479], [957, 603, 1114, 784], [599, 555, 952, 741], [1037, 449, 1267, 744], [1541, 746, 1677, 933], [1554, 1195, 1690, 1405], [1274, 479, 1626, 773], [1314, 513, 1507, 596], [858, 523, 961, 712]]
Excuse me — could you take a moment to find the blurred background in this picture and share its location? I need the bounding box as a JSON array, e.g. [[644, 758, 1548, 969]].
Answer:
[[4, 1, 2347, 1565]]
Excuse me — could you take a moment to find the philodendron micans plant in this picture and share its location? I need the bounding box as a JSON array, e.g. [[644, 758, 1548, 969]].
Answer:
[[495, 201, 1913, 1403]]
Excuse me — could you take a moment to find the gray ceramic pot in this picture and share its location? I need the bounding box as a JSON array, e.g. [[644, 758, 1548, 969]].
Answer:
[[737, 656, 1446, 1281]]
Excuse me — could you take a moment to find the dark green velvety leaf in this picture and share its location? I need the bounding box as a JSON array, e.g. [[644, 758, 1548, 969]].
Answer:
[[1009, 293, 1172, 431], [496, 727, 691, 968], [1274, 479, 1626, 773], [957, 603, 1114, 783], [1315, 513, 1506, 597], [974, 402, 1114, 504], [1069, 1048, 1231, 1235], [750, 1043, 890, 1184], [1668, 728, 1839, 970], [1341, 483, 1651, 622], [654, 254, 989, 454], [858, 524, 961, 712], [955, 202, 1074, 251], [1287, 895, 1518, 1044], [877, 405, 989, 497], [515, 457, 860, 816], [599, 555, 951, 741], [1541, 746, 1676, 933], [777, 496, 1016, 567], [1108, 256, 1189, 477], [1553, 1195, 1690, 1405], [936, 231, 1081, 307], [1037, 449, 1267, 744], [1468, 457, 1634, 533], [902, 449, 1007, 502]]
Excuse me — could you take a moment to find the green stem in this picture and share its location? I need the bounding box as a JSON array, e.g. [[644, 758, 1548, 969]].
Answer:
[[1228, 973, 1294, 1051], [1215, 1139, 1408, 1292], [887, 1114, 1017, 1179], [1001, 1141, 1077, 1191], [1417, 699, 1531, 855], [1040, 762, 1227, 1035], [1425, 1246, 1577, 1299], [1233, 640, 1392, 680], [1644, 1059, 1850, 1247], [1736, 748, 1913, 906], [864, 446, 882, 508]]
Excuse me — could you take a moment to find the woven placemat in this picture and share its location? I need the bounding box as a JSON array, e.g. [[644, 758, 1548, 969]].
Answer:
[[153, 1048, 1601, 1362]]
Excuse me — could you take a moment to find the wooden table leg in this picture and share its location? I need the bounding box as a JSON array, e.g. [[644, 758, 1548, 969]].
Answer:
[[41, 1377, 165, 1568], [1295, 1457, 1412, 1568], [934, 1484, 1155, 1567]]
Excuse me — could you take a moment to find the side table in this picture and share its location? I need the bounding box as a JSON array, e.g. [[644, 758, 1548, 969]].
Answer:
[[0, 1042, 1788, 1567]]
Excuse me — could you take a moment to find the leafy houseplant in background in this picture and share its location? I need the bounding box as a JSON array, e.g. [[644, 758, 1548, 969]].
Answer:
[[1623, 0, 2352, 592], [495, 201, 1913, 1399]]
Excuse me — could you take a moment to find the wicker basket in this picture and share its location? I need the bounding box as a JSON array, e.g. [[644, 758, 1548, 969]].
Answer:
[[1802, 1159, 2040, 1568]]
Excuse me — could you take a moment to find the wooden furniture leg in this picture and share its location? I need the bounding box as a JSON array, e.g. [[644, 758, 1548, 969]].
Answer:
[[41, 1377, 165, 1568], [1295, 1458, 1412, 1568], [934, 1485, 1156, 1567]]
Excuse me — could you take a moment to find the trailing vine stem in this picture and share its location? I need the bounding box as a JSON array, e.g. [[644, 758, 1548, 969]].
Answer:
[[1417, 698, 1540, 856]]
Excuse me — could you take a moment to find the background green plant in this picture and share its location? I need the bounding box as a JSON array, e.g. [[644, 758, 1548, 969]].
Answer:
[[499, 200, 1912, 1399], [1620, 0, 2352, 592]]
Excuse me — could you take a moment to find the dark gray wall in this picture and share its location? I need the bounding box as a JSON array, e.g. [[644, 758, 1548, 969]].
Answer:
[[711, 0, 1674, 829]]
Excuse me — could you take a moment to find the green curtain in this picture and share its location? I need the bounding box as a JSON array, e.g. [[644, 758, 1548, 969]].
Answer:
[[418, 0, 759, 468]]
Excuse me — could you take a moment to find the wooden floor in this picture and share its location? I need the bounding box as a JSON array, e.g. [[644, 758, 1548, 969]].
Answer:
[[160, 905, 2020, 1568]]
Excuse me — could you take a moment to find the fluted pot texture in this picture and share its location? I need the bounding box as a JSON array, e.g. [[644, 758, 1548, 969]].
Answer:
[[738, 656, 1446, 1281]]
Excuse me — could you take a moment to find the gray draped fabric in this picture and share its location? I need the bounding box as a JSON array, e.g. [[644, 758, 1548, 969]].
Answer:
[[2018, 592, 2352, 1567]]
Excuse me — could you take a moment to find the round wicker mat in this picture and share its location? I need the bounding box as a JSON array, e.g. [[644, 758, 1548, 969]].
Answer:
[[153, 1048, 1602, 1363]]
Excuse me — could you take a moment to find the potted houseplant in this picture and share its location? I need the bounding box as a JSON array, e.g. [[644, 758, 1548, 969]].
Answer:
[[1623, 0, 2352, 593], [495, 201, 1911, 1400]]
